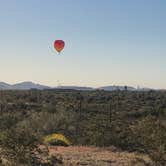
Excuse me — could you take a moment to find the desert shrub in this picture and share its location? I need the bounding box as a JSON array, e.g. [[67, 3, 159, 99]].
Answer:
[[0, 127, 38, 166], [43, 133, 70, 146], [0, 126, 62, 166], [1, 90, 166, 164], [131, 116, 166, 166]]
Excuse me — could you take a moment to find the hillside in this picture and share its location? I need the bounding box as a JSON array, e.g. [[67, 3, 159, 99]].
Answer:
[[0, 90, 166, 165]]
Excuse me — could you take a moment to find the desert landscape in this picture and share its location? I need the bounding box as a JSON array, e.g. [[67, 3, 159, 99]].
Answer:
[[1, 0, 166, 165], [0, 89, 166, 165]]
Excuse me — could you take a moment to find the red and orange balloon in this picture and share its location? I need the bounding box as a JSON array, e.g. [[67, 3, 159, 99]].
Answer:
[[54, 40, 65, 53]]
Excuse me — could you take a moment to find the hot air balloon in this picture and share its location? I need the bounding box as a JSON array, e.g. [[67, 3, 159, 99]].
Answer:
[[54, 40, 65, 53]]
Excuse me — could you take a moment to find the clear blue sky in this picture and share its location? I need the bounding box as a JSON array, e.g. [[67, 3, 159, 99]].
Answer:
[[0, 0, 166, 88]]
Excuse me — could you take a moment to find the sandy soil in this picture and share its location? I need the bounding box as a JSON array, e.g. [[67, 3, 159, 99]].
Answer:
[[48, 146, 152, 166]]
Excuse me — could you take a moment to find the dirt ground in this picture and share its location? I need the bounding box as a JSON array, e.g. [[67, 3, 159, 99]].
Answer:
[[48, 146, 152, 166]]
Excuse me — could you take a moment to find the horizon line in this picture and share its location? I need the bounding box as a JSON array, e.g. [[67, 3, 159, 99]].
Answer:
[[0, 80, 164, 90]]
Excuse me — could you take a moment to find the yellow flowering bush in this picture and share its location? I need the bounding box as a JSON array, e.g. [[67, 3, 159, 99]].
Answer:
[[43, 133, 70, 146]]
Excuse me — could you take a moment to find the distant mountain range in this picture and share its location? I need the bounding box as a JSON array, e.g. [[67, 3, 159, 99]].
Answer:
[[55, 86, 94, 91], [0, 82, 50, 90], [0, 81, 154, 91], [0, 82, 12, 90]]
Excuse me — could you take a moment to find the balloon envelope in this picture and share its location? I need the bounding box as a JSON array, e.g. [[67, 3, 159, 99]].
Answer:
[[54, 40, 65, 53]]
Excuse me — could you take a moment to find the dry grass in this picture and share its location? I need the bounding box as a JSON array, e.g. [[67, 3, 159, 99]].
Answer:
[[47, 146, 152, 166]]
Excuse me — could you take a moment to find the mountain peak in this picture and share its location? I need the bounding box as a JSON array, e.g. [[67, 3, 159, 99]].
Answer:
[[0, 82, 12, 89], [12, 82, 50, 90], [0, 82, 50, 90]]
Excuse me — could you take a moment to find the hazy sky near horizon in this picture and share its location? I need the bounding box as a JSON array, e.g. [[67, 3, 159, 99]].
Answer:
[[0, 0, 166, 88]]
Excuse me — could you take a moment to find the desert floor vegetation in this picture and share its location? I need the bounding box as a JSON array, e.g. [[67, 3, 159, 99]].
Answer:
[[0, 89, 166, 165]]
